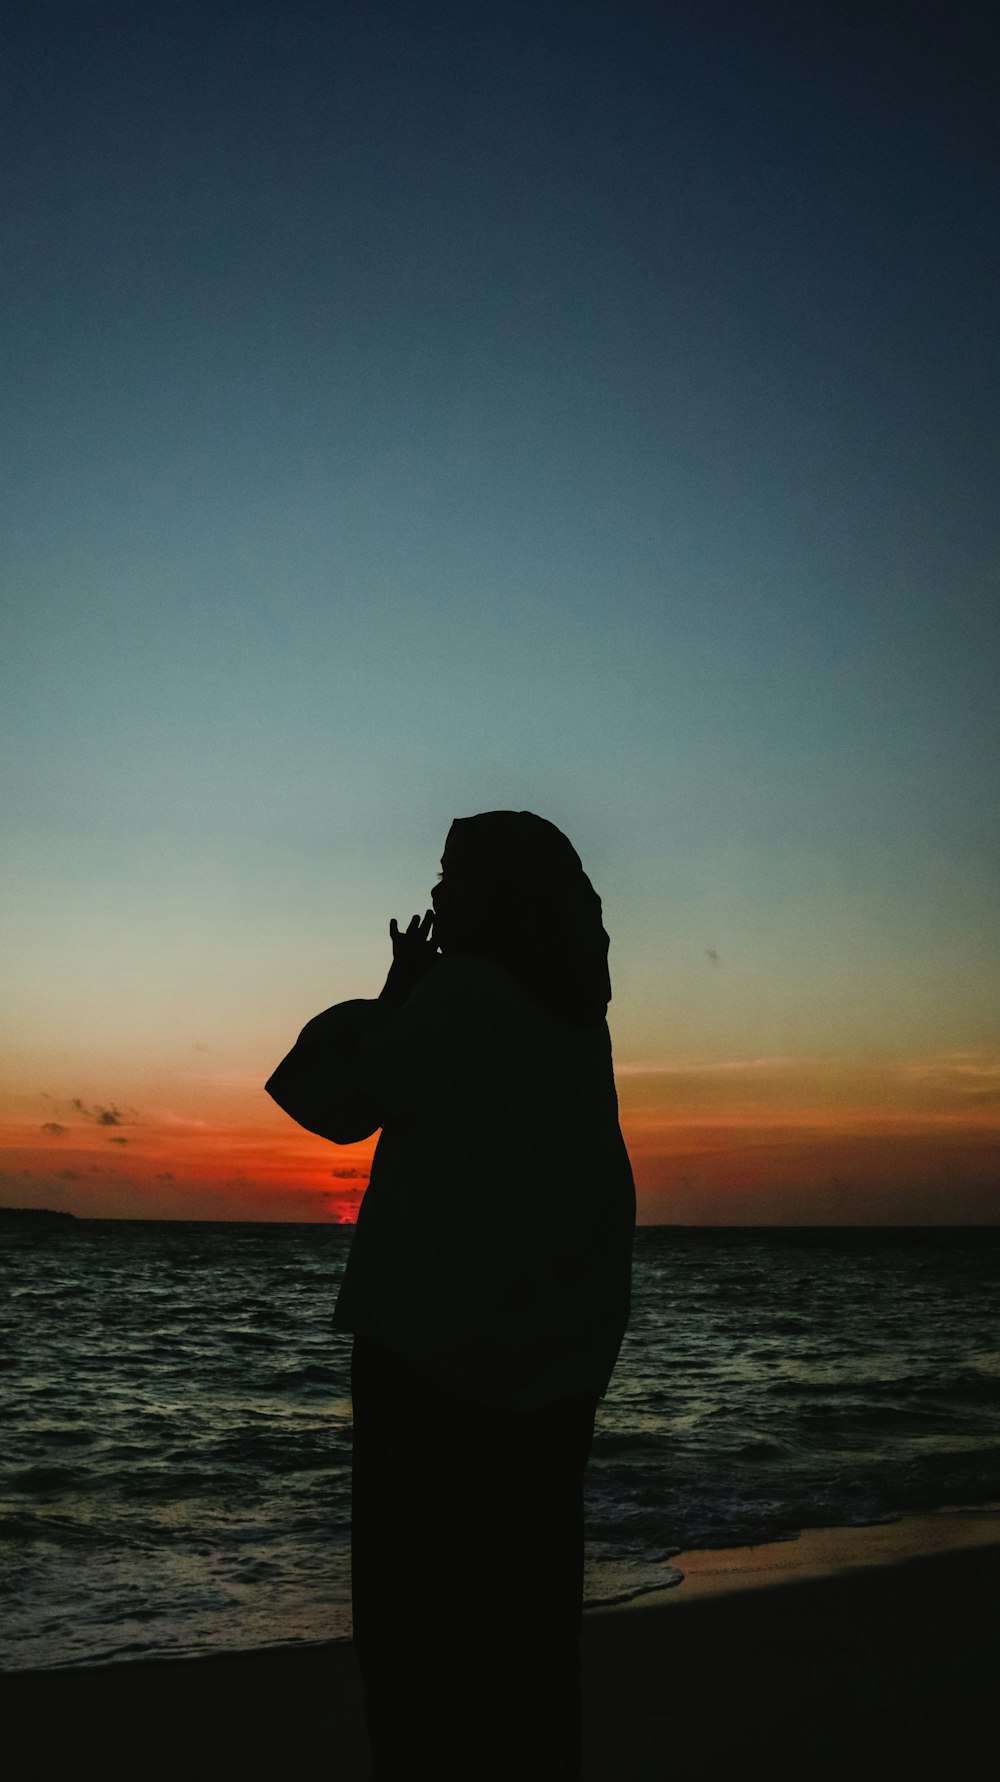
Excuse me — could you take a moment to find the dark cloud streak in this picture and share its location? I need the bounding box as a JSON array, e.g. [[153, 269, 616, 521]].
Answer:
[[71, 1099, 133, 1126]]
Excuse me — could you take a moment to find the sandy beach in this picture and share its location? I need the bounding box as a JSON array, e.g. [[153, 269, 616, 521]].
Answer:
[[6, 1511, 999, 1779]]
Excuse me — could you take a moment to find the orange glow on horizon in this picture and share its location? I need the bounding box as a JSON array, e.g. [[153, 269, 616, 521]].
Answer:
[[0, 1096, 376, 1222], [1, 1049, 999, 1223]]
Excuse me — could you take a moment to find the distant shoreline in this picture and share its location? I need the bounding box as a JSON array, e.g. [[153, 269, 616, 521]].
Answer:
[[0, 1206, 77, 1222], [2, 1206, 999, 1233]]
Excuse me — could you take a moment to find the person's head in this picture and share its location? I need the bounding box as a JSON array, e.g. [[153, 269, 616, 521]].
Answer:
[[430, 810, 611, 1024]]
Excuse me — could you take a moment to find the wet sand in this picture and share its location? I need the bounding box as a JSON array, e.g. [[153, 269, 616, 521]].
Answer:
[[6, 1512, 1000, 1779]]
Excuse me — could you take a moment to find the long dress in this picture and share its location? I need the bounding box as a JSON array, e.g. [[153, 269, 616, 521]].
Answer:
[[266, 953, 635, 1779]]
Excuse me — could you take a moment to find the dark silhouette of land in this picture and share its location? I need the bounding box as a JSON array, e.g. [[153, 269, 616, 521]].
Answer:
[[0, 1206, 76, 1222], [5, 1542, 999, 1778]]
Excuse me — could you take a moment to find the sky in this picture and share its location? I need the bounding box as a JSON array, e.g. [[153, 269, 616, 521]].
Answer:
[[2, 0, 998, 1223]]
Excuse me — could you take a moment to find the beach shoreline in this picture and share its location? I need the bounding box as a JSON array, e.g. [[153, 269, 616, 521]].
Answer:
[[6, 1509, 1000, 1778], [586, 1500, 1000, 1612]]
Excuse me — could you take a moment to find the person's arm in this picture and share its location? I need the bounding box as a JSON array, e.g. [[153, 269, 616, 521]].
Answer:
[[265, 909, 440, 1143]]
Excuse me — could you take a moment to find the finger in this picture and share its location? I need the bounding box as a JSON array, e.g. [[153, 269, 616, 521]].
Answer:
[[389, 918, 398, 938], [420, 909, 434, 936]]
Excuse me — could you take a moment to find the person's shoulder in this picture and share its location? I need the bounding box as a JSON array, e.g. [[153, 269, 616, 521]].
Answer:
[[410, 953, 521, 1007], [402, 955, 541, 1036], [411, 956, 610, 1046]]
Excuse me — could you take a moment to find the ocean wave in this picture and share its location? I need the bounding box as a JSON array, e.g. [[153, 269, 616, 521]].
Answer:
[[4, 1221, 999, 1670]]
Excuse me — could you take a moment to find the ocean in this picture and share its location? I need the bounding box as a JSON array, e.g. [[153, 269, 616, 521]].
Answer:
[[3, 1219, 999, 1671]]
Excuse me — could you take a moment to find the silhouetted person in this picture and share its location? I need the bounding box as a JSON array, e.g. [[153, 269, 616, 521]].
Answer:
[[266, 811, 636, 1781]]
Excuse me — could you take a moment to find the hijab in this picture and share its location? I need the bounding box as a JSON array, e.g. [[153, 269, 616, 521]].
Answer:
[[431, 811, 611, 1025]]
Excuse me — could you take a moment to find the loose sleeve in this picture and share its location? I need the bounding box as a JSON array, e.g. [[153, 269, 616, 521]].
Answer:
[[264, 998, 386, 1143]]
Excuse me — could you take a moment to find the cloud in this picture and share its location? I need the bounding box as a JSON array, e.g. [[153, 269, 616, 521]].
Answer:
[[897, 1054, 1000, 1095], [155, 1171, 175, 1181], [616, 1055, 807, 1077], [72, 1099, 129, 1126], [192, 1043, 211, 1053], [58, 1169, 86, 1181], [330, 1166, 368, 1179], [106, 1137, 129, 1146], [42, 1122, 66, 1136]]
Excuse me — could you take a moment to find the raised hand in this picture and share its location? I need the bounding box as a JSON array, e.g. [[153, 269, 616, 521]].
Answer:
[[379, 910, 438, 1006]]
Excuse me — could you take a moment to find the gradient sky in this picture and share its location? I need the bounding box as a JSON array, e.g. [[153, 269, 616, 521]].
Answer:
[[2, 0, 998, 1223]]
